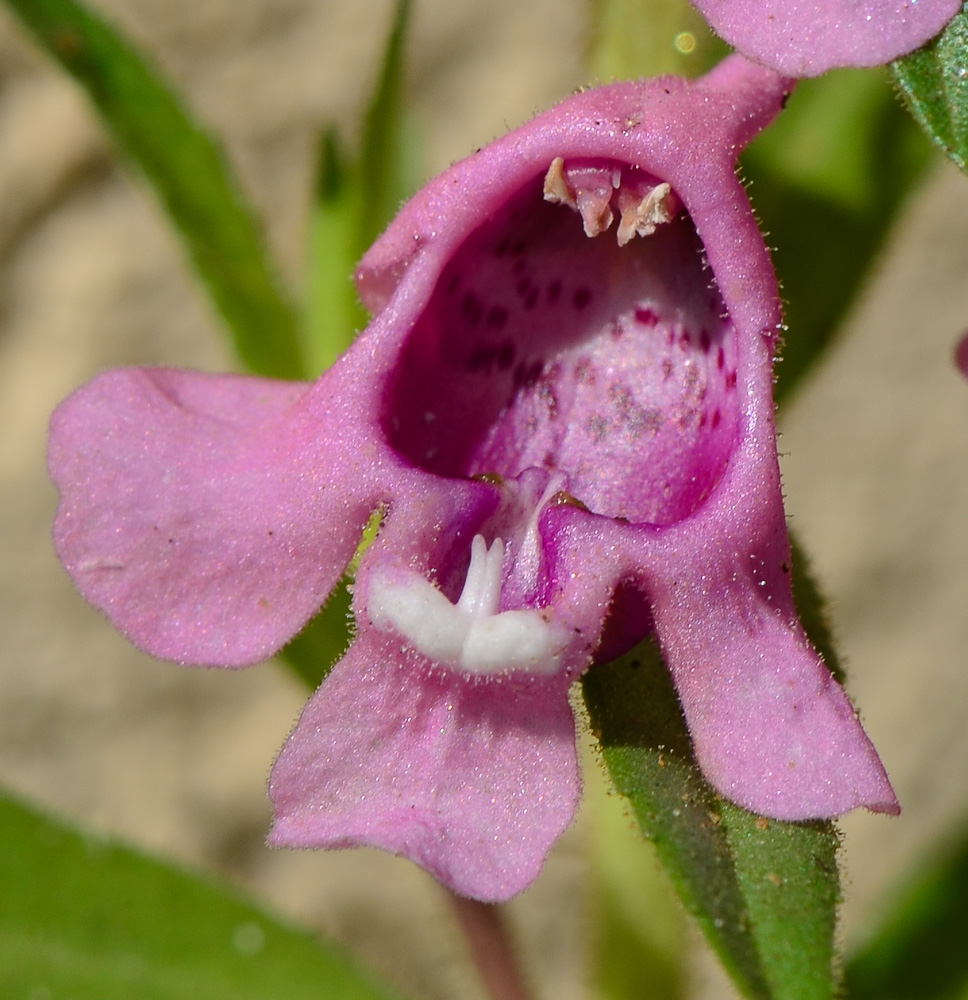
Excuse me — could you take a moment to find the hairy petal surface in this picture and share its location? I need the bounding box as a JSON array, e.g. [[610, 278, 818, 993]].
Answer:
[[49, 367, 383, 665], [650, 548, 898, 818], [268, 632, 580, 901], [691, 0, 961, 76]]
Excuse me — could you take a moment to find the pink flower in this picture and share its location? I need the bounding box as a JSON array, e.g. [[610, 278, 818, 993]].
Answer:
[[691, 0, 961, 76], [48, 56, 896, 902]]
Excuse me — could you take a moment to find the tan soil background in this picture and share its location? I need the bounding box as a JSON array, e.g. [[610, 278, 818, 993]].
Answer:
[[1, 2, 967, 998]]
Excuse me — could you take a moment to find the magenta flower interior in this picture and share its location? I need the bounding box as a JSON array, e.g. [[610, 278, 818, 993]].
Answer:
[[387, 161, 738, 529]]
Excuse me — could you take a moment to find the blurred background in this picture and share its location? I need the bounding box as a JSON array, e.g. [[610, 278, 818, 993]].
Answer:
[[1, 1, 967, 997]]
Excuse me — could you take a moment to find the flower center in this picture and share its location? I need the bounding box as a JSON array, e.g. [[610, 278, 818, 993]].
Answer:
[[367, 534, 568, 675], [383, 157, 741, 528]]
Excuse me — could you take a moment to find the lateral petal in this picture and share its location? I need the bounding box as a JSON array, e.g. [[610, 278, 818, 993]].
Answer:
[[49, 367, 381, 665]]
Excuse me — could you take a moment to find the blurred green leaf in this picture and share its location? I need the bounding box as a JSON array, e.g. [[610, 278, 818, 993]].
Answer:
[[280, 575, 354, 691], [588, 763, 686, 1000], [742, 68, 935, 403], [846, 814, 968, 1000], [279, 509, 382, 690], [588, 0, 728, 79], [304, 127, 369, 375], [357, 0, 415, 252], [0, 790, 402, 1000], [4, 0, 304, 378], [788, 532, 844, 685], [303, 0, 417, 375], [286, 0, 416, 682], [583, 533, 844, 1000], [583, 645, 839, 1000], [893, 7, 968, 176]]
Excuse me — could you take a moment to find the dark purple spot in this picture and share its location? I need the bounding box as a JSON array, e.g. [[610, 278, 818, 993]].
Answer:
[[486, 305, 509, 330], [446, 272, 461, 295], [513, 359, 544, 389], [699, 329, 711, 352], [494, 237, 510, 257], [467, 345, 496, 373], [634, 306, 658, 326], [547, 279, 562, 304], [712, 408, 721, 429], [524, 287, 539, 310], [510, 240, 527, 255], [699, 412, 708, 429], [725, 371, 737, 390], [573, 287, 592, 310], [716, 346, 725, 370], [660, 358, 674, 381], [497, 340, 515, 370], [460, 292, 483, 326], [667, 330, 675, 346], [680, 330, 692, 348]]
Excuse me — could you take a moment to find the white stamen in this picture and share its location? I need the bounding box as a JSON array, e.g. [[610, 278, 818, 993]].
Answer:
[[368, 535, 567, 676], [456, 534, 503, 617]]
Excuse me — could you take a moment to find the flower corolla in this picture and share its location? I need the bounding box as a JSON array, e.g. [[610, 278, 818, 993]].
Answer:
[[48, 56, 897, 902], [691, 0, 961, 76]]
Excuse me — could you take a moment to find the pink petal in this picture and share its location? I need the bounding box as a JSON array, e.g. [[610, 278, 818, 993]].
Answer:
[[692, 0, 961, 76], [268, 632, 581, 901], [656, 566, 898, 818], [49, 367, 382, 665]]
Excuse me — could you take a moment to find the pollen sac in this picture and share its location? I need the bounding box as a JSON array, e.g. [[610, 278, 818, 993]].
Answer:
[[543, 156, 681, 245]]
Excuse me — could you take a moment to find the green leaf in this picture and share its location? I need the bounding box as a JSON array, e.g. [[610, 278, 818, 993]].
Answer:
[[583, 533, 844, 1000], [893, 7, 968, 175], [587, 763, 686, 1000], [587, 0, 728, 79], [4, 0, 303, 378], [279, 575, 354, 691], [583, 645, 839, 1000], [278, 509, 383, 690], [742, 68, 935, 403], [787, 532, 844, 685], [304, 128, 370, 375], [356, 0, 414, 253], [0, 790, 402, 1000], [846, 814, 968, 1000], [303, 0, 416, 375]]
